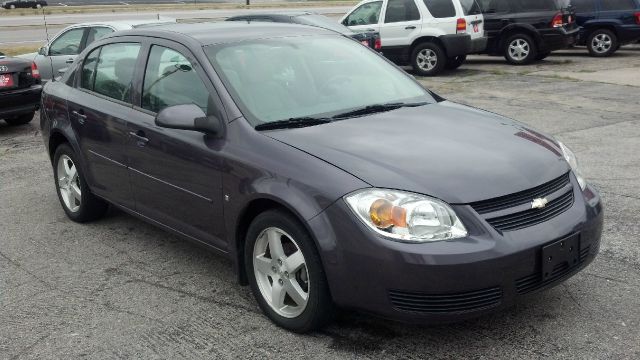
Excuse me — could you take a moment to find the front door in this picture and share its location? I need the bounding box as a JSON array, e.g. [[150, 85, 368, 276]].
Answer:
[[37, 27, 88, 81], [126, 42, 226, 250], [342, 0, 384, 34]]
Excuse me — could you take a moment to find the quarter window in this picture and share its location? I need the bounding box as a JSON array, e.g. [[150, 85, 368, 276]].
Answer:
[[92, 43, 141, 103], [344, 1, 383, 26], [423, 0, 456, 18], [142, 45, 209, 113], [49, 28, 85, 56], [385, 0, 421, 23]]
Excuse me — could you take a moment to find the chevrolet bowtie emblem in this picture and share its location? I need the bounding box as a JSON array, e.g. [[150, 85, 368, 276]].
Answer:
[[531, 198, 549, 209]]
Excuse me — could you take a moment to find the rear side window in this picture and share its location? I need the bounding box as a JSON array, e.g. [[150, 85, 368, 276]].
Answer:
[[142, 45, 209, 113], [460, 0, 483, 15], [385, 0, 421, 23], [478, 0, 510, 13], [93, 43, 141, 103], [601, 0, 636, 11], [344, 1, 383, 26], [423, 0, 456, 18]]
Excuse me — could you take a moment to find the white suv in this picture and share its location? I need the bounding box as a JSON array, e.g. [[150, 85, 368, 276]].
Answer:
[[341, 0, 487, 76]]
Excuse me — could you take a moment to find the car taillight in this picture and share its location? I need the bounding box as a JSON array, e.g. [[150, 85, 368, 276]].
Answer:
[[31, 62, 40, 79], [374, 37, 382, 50], [635, 12, 640, 25], [551, 12, 564, 28], [456, 18, 466, 33]]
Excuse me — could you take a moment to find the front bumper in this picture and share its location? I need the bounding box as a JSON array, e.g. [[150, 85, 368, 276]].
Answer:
[[0, 85, 42, 119], [309, 176, 603, 323]]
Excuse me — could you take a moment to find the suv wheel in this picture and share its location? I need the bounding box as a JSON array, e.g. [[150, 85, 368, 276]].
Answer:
[[587, 29, 618, 57], [4, 112, 35, 126], [245, 210, 334, 332], [411, 42, 446, 76], [536, 51, 551, 61], [445, 55, 467, 70], [504, 34, 537, 65], [53, 144, 108, 222]]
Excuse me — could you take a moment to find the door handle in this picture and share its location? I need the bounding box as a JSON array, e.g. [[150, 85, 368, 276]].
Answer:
[[129, 130, 149, 146], [405, 25, 416, 30], [65, 58, 74, 64], [365, 28, 376, 32], [71, 110, 87, 124]]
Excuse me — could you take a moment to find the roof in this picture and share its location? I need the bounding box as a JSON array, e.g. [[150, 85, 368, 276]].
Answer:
[[115, 22, 336, 46], [63, 18, 176, 31]]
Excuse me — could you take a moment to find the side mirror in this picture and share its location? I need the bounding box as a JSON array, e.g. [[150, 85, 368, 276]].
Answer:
[[155, 104, 221, 135], [38, 46, 47, 56]]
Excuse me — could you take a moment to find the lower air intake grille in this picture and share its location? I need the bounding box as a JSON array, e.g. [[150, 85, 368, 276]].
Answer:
[[515, 245, 590, 295], [388, 287, 502, 313]]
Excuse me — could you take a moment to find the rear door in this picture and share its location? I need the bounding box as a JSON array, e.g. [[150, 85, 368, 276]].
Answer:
[[380, 0, 423, 49], [125, 40, 226, 250], [66, 41, 142, 209]]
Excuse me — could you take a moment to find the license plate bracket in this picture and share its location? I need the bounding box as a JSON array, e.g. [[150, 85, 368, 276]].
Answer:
[[541, 234, 580, 280], [0, 73, 14, 88]]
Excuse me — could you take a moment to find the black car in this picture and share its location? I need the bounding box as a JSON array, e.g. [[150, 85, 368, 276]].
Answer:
[[0, 55, 41, 126], [1, 0, 47, 9], [571, 0, 640, 56], [40, 22, 602, 332], [226, 12, 381, 51], [476, 0, 579, 64]]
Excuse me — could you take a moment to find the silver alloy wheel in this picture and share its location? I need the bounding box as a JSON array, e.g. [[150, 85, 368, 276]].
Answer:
[[57, 154, 81, 213], [253, 227, 309, 318], [591, 33, 612, 54], [36, 4, 41, 8], [416, 48, 437, 71], [508, 38, 530, 61]]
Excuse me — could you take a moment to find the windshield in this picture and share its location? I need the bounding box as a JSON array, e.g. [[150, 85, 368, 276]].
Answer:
[[295, 14, 353, 34], [205, 35, 433, 126]]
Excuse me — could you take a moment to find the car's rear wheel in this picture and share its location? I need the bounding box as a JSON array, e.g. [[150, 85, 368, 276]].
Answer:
[[53, 144, 108, 222], [9, 5, 15, 9], [587, 29, 618, 57], [536, 51, 551, 61], [445, 55, 466, 70], [504, 33, 537, 65], [4, 112, 35, 126], [245, 210, 333, 333], [411, 42, 446, 76]]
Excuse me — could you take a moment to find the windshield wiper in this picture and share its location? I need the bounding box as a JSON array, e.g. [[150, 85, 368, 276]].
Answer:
[[331, 102, 428, 119], [255, 117, 331, 131]]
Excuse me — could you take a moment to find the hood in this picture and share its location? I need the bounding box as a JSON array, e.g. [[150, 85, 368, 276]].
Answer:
[[15, 52, 38, 61], [266, 101, 570, 204]]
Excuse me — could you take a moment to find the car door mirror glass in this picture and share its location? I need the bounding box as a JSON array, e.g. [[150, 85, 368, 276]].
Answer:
[[155, 104, 221, 135], [38, 46, 47, 56]]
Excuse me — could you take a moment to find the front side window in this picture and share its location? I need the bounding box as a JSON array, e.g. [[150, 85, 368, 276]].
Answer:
[[601, 0, 636, 11], [344, 1, 384, 26], [385, 0, 421, 23], [49, 28, 85, 56], [205, 36, 433, 126], [92, 43, 141, 103], [423, 0, 457, 18], [142, 45, 209, 113]]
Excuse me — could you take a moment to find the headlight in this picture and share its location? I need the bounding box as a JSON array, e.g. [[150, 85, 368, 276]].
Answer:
[[344, 189, 467, 243], [558, 141, 587, 190]]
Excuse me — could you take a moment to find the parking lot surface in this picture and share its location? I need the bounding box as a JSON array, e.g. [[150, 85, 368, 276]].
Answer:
[[1, 46, 639, 359]]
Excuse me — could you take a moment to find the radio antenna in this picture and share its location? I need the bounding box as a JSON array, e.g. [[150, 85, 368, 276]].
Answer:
[[42, 7, 55, 82]]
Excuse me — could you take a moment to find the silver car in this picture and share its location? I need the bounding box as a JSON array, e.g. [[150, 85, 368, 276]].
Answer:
[[19, 19, 175, 82]]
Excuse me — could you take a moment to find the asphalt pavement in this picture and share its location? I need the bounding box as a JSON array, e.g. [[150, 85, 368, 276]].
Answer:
[[1, 46, 639, 358]]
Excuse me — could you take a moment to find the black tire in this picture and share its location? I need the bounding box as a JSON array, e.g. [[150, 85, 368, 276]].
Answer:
[[536, 51, 551, 61], [4, 112, 35, 126], [53, 144, 108, 222], [410, 42, 447, 76], [587, 29, 618, 57], [445, 55, 467, 70], [503, 33, 537, 65], [244, 209, 334, 333]]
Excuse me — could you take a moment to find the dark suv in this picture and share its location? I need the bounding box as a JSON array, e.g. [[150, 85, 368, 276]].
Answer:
[[477, 0, 579, 64], [571, 0, 640, 56], [1, 0, 47, 9]]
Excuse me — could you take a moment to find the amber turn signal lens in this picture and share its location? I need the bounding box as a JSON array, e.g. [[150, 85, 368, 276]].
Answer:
[[369, 199, 407, 229]]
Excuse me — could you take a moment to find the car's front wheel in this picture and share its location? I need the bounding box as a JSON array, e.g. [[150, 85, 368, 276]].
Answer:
[[245, 210, 333, 333], [587, 29, 618, 57], [53, 144, 108, 222], [411, 42, 446, 76], [4, 112, 35, 126], [504, 33, 537, 65]]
